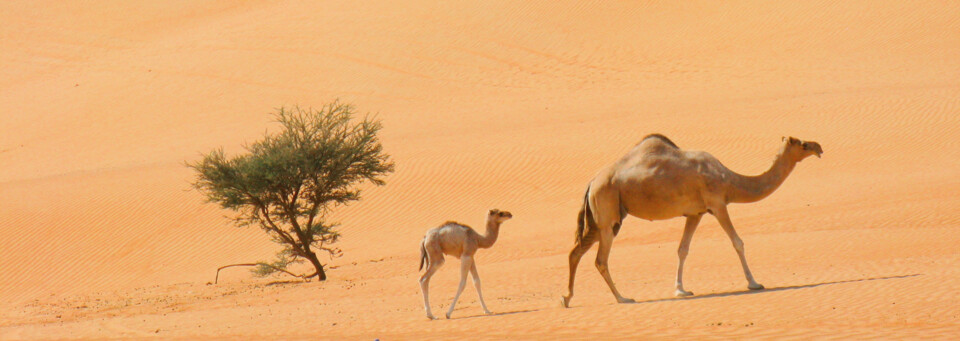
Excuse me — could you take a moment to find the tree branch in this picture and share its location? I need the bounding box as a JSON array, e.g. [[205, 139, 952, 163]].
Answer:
[[213, 263, 315, 284], [256, 205, 302, 254]]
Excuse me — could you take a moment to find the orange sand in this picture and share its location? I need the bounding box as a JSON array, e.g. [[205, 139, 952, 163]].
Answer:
[[2, 1, 959, 339]]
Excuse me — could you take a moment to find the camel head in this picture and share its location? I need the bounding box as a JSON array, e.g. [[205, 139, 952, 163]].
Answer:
[[782, 136, 823, 161], [488, 209, 513, 223]]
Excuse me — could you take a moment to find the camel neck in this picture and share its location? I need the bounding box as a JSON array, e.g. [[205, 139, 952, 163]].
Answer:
[[477, 219, 501, 248], [727, 145, 798, 204]]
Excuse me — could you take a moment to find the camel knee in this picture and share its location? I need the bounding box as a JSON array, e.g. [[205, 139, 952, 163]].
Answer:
[[731, 238, 744, 253], [595, 259, 607, 273], [677, 246, 689, 259], [569, 246, 586, 263]]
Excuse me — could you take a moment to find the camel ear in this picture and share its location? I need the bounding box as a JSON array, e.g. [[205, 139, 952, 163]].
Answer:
[[788, 137, 801, 145], [489, 209, 499, 215]]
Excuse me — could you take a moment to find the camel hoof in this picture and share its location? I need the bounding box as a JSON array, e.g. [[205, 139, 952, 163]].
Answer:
[[749, 283, 765, 291], [561, 296, 571, 308], [675, 289, 694, 297], [617, 297, 636, 304], [484, 310, 493, 315], [426, 314, 437, 320], [445, 312, 452, 319]]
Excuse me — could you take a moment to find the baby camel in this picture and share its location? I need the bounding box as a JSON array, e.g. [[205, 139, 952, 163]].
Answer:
[[419, 209, 513, 320]]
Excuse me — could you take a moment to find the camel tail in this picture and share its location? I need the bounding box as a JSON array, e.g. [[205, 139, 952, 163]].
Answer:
[[575, 185, 597, 246], [419, 239, 427, 271]]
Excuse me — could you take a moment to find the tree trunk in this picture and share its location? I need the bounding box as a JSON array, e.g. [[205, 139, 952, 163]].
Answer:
[[305, 251, 327, 281]]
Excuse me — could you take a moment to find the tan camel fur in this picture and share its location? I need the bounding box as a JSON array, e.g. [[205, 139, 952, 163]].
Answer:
[[561, 134, 822, 307], [419, 209, 513, 320]]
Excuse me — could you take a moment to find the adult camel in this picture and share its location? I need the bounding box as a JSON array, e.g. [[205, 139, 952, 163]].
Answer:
[[562, 134, 822, 307]]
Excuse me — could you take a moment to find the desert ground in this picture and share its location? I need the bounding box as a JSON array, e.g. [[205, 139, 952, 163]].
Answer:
[[2, 1, 960, 339]]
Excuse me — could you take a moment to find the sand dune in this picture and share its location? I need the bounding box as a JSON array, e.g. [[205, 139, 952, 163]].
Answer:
[[2, 0, 959, 339]]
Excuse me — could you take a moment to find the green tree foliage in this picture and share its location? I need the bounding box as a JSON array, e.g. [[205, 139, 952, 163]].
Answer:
[[190, 101, 394, 280]]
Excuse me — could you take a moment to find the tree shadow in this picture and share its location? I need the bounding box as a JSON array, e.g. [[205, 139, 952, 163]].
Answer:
[[630, 273, 922, 304], [265, 279, 308, 286]]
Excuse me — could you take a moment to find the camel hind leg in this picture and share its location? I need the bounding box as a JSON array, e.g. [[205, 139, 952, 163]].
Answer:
[[596, 223, 634, 303], [419, 241, 445, 320], [561, 227, 597, 308], [591, 186, 634, 304]]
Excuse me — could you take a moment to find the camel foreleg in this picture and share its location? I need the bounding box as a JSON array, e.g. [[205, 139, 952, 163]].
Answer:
[[469, 262, 491, 315], [713, 205, 764, 291], [675, 213, 703, 297], [446, 255, 472, 319]]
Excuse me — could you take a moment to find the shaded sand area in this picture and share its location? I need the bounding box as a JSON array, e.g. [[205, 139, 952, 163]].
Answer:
[[2, 1, 959, 339]]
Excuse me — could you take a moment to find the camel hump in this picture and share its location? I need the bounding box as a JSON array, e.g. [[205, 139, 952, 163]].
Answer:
[[640, 133, 679, 148], [441, 221, 468, 228]]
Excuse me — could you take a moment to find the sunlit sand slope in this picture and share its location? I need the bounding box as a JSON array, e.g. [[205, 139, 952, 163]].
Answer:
[[1, 0, 959, 339]]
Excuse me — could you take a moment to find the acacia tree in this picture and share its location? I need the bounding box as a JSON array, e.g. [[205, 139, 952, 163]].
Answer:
[[190, 101, 394, 280]]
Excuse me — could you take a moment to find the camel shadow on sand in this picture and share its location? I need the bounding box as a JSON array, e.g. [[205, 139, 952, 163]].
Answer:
[[629, 273, 922, 304], [451, 309, 540, 320], [445, 274, 920, 318]]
